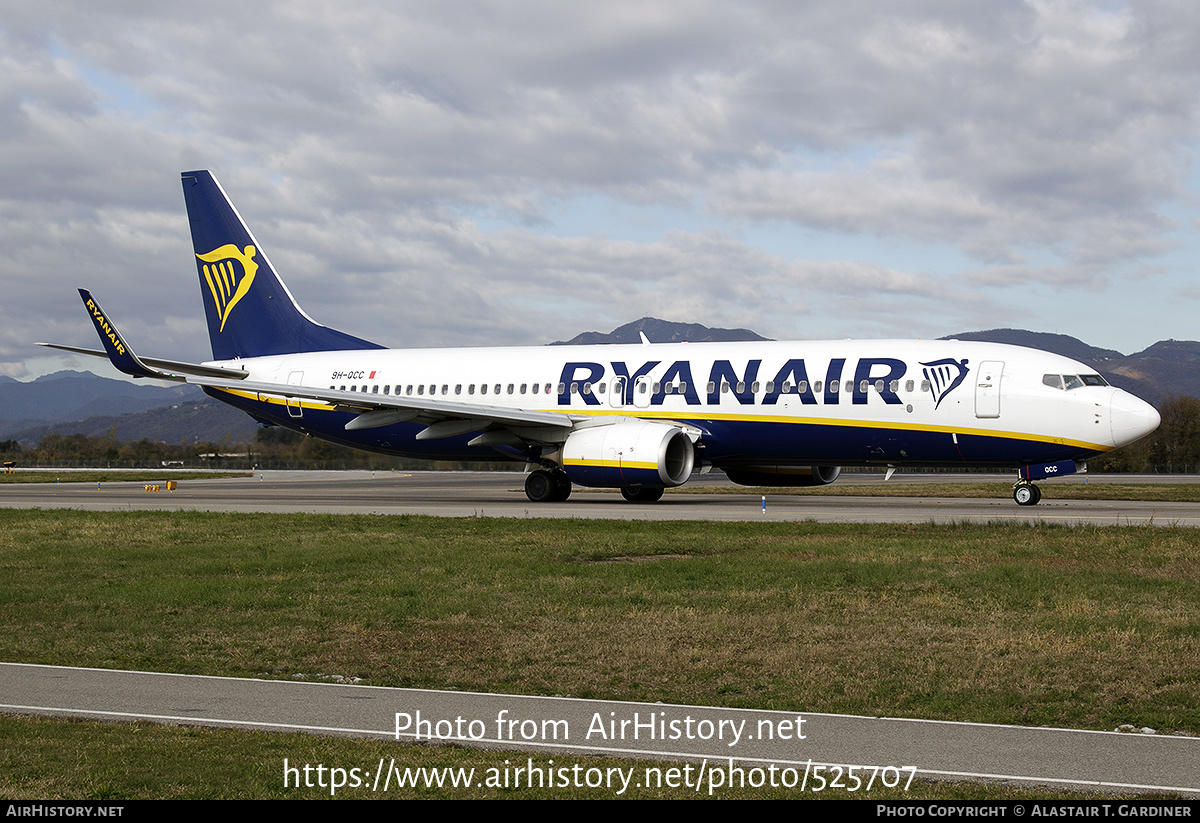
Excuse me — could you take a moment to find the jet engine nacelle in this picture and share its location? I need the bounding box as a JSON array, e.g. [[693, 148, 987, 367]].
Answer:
[[724, 465, 842, 487], [562, 420, 695, 488]]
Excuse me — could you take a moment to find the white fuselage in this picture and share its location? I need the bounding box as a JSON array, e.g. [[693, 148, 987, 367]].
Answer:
[[204, 338, 1158, 472]]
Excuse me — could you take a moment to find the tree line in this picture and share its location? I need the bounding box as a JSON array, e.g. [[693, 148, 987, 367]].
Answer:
[[0, 426, 508, 472]]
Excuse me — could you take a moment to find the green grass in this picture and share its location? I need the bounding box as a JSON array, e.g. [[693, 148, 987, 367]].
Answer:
[[2, 510, 1198, 730], [2, 510, 1198, 798]]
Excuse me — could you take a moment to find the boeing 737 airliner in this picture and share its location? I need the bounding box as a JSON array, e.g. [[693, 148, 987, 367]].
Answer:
[[42, 171, 1160, 505]]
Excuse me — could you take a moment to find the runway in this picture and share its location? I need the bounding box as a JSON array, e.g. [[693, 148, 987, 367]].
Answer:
[[4, 662, 1197, 797], [3, 470, 1200, 526]]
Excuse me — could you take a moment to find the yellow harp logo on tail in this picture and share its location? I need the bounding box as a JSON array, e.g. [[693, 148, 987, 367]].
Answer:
[[197, 244, 259, 332]]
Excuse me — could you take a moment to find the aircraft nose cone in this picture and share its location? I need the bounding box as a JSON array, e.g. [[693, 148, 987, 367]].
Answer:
[[1109, 389, 1160, 448]]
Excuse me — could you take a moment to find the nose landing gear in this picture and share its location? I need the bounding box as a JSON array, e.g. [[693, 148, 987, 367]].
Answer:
[[1013, 482, 1041, 506]]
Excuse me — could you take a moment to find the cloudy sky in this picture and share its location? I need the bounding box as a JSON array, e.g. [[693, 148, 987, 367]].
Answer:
[[4, 1, 1199, 380]]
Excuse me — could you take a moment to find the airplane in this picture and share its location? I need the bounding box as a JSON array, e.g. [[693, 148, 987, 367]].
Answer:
[[41, 170, 1161, 506]]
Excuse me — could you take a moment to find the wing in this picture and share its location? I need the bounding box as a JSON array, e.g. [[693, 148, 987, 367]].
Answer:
[[191, 374, 577, 443]]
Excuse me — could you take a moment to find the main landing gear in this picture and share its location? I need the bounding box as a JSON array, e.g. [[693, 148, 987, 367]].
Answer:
[[524, 469, 572, 502], [1013, 482, 1042, 506]]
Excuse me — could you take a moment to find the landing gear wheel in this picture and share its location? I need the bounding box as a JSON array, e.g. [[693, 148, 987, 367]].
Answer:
[[1013, 483, 1041, 506], [550, 471, 572, 502], [621, 486, 664, 503], [525, 470, 554, 503]]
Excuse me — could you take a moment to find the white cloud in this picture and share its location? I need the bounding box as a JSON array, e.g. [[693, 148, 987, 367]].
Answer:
[[1, 0, 1199, 378]]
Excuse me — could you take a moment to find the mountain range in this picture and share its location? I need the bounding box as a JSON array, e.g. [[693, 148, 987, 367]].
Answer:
[[4, 323, 1195, 446]]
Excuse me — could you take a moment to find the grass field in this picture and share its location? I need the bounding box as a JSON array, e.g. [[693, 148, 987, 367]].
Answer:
[[2, 510, 1197, 798]]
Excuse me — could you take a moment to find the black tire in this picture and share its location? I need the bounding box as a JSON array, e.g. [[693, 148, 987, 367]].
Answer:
[[550, 472, 572, 502], [525, 470, 554, 502], [1014, 484, 1040, 506], [621, 486, 664, 503]]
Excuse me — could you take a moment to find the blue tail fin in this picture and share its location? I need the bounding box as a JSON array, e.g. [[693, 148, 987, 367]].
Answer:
[[181, 170, 383, 360]]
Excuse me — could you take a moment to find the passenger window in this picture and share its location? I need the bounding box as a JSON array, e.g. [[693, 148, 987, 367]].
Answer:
[[417, 385, 424, 395], [751, 381, 760, 393], [707, 381, 715, 394], [349, 385, 357, 392], [814, 380, 823, 393], [406, 385, 413, 395], [888, 380, 897, 393], [860, 380, 869, 393], [520, 383, 527, 394], [532, 383, 539, 394], [905, 380, 914, 392], [468, 384, 475, 395], [507, 384, 514, 395], [583, 382, 592, 395], [494, 384, 501, 395], [372, 385, 379, 394], [455, 385, 462, 395], [829, 381, 839, 394], [797, 380, 807, 393], [845, 380, 853, 393], [920, 380, 930, 392]]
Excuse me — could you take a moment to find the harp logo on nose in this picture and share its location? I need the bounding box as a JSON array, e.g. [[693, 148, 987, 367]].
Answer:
[[197, 244, 259, 332], [920, 357, 970, 410]]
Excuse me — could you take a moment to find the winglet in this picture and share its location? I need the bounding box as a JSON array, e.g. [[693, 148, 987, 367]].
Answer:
[[77, 289, 163, 379]]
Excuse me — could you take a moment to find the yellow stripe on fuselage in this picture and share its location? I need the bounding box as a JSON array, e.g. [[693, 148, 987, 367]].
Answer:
[[212, 388, 1113, 453]]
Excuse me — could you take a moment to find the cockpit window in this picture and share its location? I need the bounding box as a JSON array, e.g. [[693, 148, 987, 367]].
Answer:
[[1043, 373, 1108, 390]]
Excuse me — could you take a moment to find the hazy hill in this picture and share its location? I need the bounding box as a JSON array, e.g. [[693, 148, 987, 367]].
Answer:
[[941, 328, 1197, 405], [7, 398, 257, 447], [552, 316, 769, 345], [941, 329, 1124, 365], [0, 370, 199, 439]]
